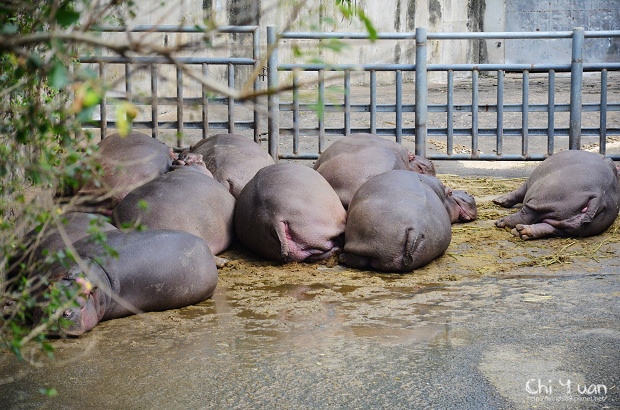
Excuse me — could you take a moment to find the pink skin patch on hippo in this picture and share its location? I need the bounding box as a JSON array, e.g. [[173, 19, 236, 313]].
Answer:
[[281, 221, 338, 262]]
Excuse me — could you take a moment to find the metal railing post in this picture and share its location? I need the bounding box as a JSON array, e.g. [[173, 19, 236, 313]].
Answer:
[[415, 27, 428, 157], [267, 26, 279, 162], [569, 27, 584, 150], [253, 28, 261, 143]]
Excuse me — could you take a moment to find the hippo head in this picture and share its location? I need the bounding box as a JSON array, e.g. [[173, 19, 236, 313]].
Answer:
[[407, 152, 436, 176], [33, 263, 107, 337], [445, 188, 478, 223], [170, 150, 213, 176]]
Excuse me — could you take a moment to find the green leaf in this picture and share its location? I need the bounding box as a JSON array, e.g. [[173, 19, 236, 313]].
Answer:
[[49, 60, 69, 90], [39, 387, 58, 397], [358, 11, 377, 42], [56, 6, 80, 28]]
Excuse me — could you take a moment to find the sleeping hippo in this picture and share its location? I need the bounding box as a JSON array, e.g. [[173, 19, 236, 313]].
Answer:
[[314, 133, 435, 208], [494, 150, 620, 240], [234, 163, 347, 263], [190, 133, 275, 199], [5, 213, 118, 289], [113, 167, 236, 256], [77, 132, 173, 214], [339, 171, 477, 272], [34, 229, 218, 336]]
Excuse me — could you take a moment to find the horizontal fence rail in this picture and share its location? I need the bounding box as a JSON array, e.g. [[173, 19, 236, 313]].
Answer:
[[77, 25, 620, 161]]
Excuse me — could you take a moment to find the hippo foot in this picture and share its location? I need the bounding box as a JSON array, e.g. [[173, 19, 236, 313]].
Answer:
[[214, 256, 230, 268], [511, 223, 560, 240], [495, 217, 511, 228], [493, 195, 518, 208]]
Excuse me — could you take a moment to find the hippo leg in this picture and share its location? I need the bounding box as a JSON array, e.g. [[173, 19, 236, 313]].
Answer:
[[493, 182, 528, 208], [495, 206, 537, 229]]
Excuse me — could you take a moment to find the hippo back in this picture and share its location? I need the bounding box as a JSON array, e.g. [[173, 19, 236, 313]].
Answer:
[[342, 171, 453, 272], [113, 168, 236, 255], [190, 133, 275, 199]]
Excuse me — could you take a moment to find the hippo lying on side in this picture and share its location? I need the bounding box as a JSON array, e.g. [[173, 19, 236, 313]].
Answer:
[[494, 150, 620, 240], [340, 171, 477, 272], [77, 132, 173, 214], [235, 163, 347, 263], [190, 133, 275, 199], [35, 230, 218, 336], [113, 167, 236, 256], [5, 213, 118, 290], [314, 133, 435, 208]]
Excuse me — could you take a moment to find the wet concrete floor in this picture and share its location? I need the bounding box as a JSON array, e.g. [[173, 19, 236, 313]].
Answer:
[[0, 173, 619, 409]]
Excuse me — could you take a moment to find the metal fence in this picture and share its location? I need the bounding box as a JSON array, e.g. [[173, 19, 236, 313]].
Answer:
[[79, 25, 262, 147], [79, 25, 620, 161]]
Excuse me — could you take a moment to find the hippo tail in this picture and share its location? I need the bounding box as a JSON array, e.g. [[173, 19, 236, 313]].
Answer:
[[402, 227, 422, 269]]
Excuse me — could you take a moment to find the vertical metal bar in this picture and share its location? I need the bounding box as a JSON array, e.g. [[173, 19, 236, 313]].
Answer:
[[415, 27, 427, 157], [151, 64, 159, 139], [99, 62, 106, 139], [569, 27, 584, 150], [370, 70, 377, 134], [267, 26, 279, 161], [228, 63, 235, 133], [447, 70, 454, 155], [522, 70, 529, 157], [202, 63, 209, 140], [471, 69, 479, 158], [547, 70, 555, 156], [344, 70, 351, 136], [600, 69, 608, 155], [253, 28, 260, 143], [318, 70, 325, 153], [496, 70, 504, 157], [293, 73, 299, 154], [125, 63, 132, 103], [395, 70, 402, 143], [176, 66, 183, 148]]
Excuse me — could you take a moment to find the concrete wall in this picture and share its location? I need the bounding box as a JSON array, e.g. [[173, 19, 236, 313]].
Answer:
[[101, 0, 618, 92]]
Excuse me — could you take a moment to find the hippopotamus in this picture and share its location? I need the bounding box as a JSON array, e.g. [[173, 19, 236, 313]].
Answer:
[[234, 163, 347, 263], [190, 133, 275, 199], [113, 167, 236, 256], [339, 171, 477, 272], [5, 213, 118, 287], [34, 229, 218, 336], [313, 133, 436, 208], [77, 131, 173, 213], [494, 150, 620, 240]]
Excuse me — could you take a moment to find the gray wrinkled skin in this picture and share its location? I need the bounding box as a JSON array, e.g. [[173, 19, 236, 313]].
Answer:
[[314, 133, 435, 208], [340, 171, 477, 272], [113, 167, 236, 255], [78, 132, 173, 213], [191, 133, 275, 199], [235, 163, 346, 263], [36, 230, 218, 336], [494, 150, 620, 240]]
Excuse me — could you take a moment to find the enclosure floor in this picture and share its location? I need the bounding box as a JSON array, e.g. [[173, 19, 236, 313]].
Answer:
[[1, 174, 618, 408]]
